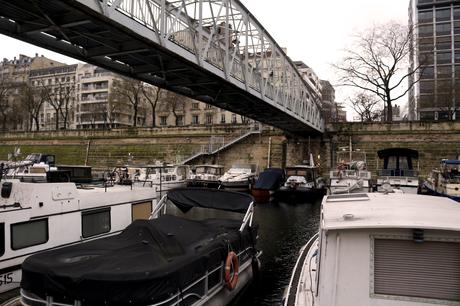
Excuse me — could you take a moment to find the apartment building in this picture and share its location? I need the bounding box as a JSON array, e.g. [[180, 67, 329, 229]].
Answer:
[[0, 54, 63, 130], [409, 0, 460, 120], [29, 64, 77, 130], [75, 64, 141, 129], [320, 80, 346, 123]]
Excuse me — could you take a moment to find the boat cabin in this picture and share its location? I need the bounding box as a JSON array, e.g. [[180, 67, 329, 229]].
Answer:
[[315, 193, 460, 306], [285, 165, 319, 184], [193, 164, 224, 176], [376, 148, 420, 193], [377, 148, 419, 178]]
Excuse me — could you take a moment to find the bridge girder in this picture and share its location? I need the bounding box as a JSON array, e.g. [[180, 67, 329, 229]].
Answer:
[[0, 0, 324, 134]]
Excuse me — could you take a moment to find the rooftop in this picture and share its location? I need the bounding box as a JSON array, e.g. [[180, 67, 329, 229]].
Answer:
[[322, 193, 460, 232]]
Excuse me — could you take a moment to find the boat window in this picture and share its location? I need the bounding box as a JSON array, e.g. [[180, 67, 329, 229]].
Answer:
[[132, 201, 152, 221], [387, 156, 397, 169], [82, 208, 111, 238], [373, 238, 460, 302], [196, 167, 206, 174], [0, 223, 4, 256], [399, 157, 409, 170], [11, 219, 48, 250]]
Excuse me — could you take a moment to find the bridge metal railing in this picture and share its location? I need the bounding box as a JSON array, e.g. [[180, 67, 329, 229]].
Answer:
[[99, 0, 324, 132]]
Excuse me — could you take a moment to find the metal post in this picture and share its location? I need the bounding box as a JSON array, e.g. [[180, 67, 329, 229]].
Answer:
[[267, 137, 272, 168]]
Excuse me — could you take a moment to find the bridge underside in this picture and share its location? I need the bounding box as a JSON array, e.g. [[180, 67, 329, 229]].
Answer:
[[0, 0, 321, 134]]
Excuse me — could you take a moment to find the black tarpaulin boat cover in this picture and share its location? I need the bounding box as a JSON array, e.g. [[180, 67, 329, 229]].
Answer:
[[254, 168, 285, 190], [167, 187, 253, 213], [21, 215, 258, 306]]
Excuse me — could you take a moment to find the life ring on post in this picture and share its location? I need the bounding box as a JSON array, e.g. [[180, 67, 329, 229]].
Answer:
[[224, 251, 239, 290]]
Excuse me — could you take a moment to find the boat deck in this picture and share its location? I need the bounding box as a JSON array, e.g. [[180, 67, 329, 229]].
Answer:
[[285, 234, 318, 306]]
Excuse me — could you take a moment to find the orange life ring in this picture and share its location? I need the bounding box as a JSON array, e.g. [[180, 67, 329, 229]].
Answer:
[[224, 251, 239, 290]]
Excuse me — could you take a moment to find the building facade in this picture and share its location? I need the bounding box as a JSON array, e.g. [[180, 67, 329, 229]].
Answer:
[[0, 54, 63, 131], [29, 64, 77, 130], [320, 80, 347, 122], [75, 64, 140, 129], [409, 0, 460, 120]]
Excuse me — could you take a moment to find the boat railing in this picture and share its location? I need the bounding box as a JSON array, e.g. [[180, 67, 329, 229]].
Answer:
[[377, 169, 419, 178], [20, 247, 255, 306], [329, 170, 361, 178]]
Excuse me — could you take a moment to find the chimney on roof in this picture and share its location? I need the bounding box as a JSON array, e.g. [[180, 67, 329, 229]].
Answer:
[[35, 53, 38, 57]]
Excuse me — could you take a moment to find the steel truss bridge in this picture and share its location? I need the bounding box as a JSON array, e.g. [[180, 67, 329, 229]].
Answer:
[[0, 0, 324, 133]]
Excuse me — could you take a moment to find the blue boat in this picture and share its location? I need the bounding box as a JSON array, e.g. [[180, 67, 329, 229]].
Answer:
[[423, 159, 460, 202]]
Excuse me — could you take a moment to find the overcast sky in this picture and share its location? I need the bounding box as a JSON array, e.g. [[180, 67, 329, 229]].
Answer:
[[0, 0, 409, 118]]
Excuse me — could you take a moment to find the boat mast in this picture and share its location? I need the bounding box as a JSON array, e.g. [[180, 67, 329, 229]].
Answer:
[[349, 136, 352, 162]]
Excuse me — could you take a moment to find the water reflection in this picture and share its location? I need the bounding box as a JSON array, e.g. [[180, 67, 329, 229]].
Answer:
[[236, 200, 321, 305]]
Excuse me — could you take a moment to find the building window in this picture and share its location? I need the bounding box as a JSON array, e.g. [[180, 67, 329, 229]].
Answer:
[[437, 52, 452, 64], [82, 208, 111, 238], [11, 219, 48, 250], [419, 24, 434, 37], [192, 115, 199, 125], [160, 116, 168, 126], [176, 115, 184, 126], [436, 23, 451, 36], [191, 102, 200, 110], [418, 10, 433, 24], [420, 66, 434, 79], [436, 8, 451, 23], [221, 114, 226, 123], [205, 104, 213, 109], [231, 114, 237, 123], [420, 81, 435, 94], [206, 114, 213, 125]]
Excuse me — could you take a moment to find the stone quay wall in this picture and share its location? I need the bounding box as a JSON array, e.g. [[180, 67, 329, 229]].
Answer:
[[0, 125, 319, 171], [324, 121, 460, 177], [1, 121, 456, 178]]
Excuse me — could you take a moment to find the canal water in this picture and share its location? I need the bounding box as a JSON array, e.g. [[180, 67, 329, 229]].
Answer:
[[236, 199, 321, 305]]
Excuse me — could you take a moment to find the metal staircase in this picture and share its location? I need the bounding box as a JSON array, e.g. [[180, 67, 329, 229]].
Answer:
[[180, 129, 261, 165]]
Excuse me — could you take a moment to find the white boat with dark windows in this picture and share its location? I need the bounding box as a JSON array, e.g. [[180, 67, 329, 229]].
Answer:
[[20, 188, 260, 306], [0, 165, 157, 297], [4, 153, 56, 183], [186, 164, 224, 188], [329, 150, 371, 194], [219, 164, 257, 191], [113, 164, 190, 191], [276, 165, 326, 202], [284, 192, 460, 306], [376, 148, 420, 194], [423, 159, 460, 202]]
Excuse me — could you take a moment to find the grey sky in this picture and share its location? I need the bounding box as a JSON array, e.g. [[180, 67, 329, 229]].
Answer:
[[0, 0, 409, 118]]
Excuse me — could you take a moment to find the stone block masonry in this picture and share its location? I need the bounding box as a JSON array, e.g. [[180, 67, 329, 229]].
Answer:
[[325, 121, 460, 177], [0, 126, 317, 172], [2, 121, 453, 178]]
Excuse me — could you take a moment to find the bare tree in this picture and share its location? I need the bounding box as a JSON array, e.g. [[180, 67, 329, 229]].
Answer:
[[142, 85, 162, 128], [106, 93, 127, 128], [19, 83, 46, 131], [111, 78, 144, 127], [0, 79, 12, 131], [40, 78, 75, 130], [349, 92, 382, 122], [335, 22, 423, 122], [161, 91, 186, 126]]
